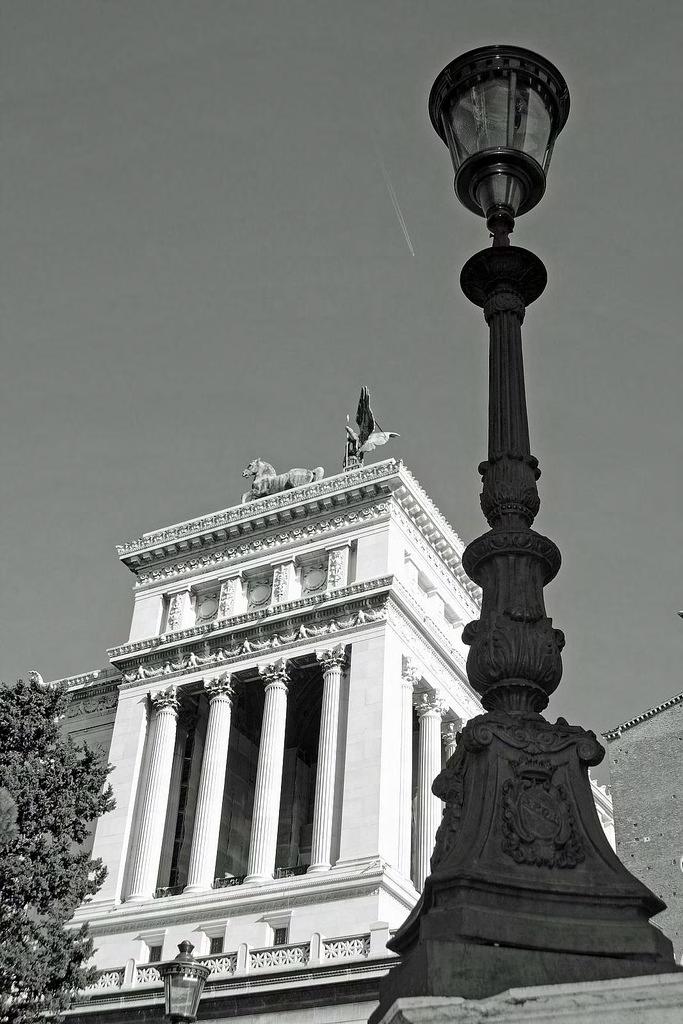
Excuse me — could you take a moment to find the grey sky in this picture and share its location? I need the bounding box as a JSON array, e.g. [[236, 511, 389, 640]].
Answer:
[[2, 1, 681, 781]]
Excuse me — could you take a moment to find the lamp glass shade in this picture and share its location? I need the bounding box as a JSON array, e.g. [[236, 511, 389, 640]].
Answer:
[[444, 75, 553, 172], [159, 941, 210, 1023], [429, 46, 569, 220], [163, 970, 203, 1022]]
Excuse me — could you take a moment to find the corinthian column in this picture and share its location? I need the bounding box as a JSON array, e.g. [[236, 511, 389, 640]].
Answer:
[[245, 660, 290, 883], [398, 663, 418, 879], [414, 692, 444, 891], [184, 674, 236, 893], [308, 646, 347, 873], [126, 687, 179, 902]]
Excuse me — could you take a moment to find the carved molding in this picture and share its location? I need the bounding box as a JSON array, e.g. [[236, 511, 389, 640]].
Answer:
[[118, 597, 387, 688], [133, 504, 391, 589], [387, 603, 481, 722], [204, 673, 236, 702], [117, 461, 401, 558], [110, 577, 392, 661], [413, 691, 447, 718], [66, 693, 118, 719], [150, 687, 179, 713], [316, 645, 348, 673], [259, 658, 290, 689]]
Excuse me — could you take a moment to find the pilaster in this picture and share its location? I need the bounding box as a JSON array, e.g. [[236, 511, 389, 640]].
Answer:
[[218, 573, 245, 619], [272, 558, 297, 605], [326, 542, 351, 591], [89, 688, 150, 905], [398, 663, 418, 879], [337, 626, 404, 870]]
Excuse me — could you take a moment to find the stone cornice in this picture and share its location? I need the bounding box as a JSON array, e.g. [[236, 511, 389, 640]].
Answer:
[[117, 461, 400, 567], [602, 690, 683, 740], [115, 462, 474, 600], [132, 502, 392, 589], [70, 861, 416, 935], [109, 576, 392, 664], [386, 598, 482, 720], [53, 667, 121, 695]]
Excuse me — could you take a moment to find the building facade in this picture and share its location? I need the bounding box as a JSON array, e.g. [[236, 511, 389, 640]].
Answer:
[[63, 459, 614, 1022], [604, 693, 683, 964]]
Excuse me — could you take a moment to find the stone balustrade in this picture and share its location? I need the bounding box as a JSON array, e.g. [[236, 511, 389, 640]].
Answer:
[[83, 927, 393, 995]]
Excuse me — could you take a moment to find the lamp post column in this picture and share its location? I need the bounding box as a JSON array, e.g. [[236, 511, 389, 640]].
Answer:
[[126, 687, 179, 902], [414, 692, 444, 891], [308, 646, 347, 872], [245, 660, 290, 883], [184, 674, 236, 893]]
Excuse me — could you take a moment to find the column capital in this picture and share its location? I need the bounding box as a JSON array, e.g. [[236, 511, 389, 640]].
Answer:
[[258, 658, 290, 689], [441, 720, 459, 744], [316, 645, 347, 672], [402, 660, 422, 689], [150, 686, 179, 714], [204, 673, 237, 702], [413, 690, 447, 719]]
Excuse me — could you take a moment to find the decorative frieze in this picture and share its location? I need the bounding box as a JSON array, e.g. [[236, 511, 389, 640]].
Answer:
[[166, 590, 192, 632], [272, 559, 296, 604], [300, 561, 327, 595], [133, 504, 391, 589], [110, 577, 392, 661], [66, 692, 118, 719], [194, 591, 220, 625], [117, 461, 400, 558], [218, 574, 244, 618], [246, 576, 273, 610], [326, 543, 350, 590]]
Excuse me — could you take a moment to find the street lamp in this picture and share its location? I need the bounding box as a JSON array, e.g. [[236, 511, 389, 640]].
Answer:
[[429, 45, 569, 244], [158, 941, 210, 1023], [370, 44, 676, 1022]]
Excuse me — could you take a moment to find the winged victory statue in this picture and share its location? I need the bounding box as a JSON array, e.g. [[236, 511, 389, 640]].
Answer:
[[343, 387, 399, 470]]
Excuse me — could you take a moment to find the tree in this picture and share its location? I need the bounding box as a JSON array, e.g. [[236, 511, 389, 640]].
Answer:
[[0, 675, 114, 1022]]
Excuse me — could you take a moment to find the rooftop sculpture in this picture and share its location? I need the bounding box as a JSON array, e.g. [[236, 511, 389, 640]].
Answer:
[[241, 458, 324, 504], [343, 386, 399, 470]]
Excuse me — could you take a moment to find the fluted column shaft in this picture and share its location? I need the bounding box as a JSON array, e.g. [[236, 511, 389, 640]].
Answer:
[[184, 675, 236, 893], [415, 694, 443, 891], [398, 666, 417, 879], [308, 647, 346, 872], [245, 660, 290, 883], [126, 688, 179, 902]]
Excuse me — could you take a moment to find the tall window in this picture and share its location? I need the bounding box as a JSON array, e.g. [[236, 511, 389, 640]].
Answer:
[[273, 926, 288, 946]]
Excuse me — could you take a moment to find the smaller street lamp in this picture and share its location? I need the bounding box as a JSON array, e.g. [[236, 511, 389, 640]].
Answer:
[[429, 45, 569, 244], [158, 941, 210, 1023]]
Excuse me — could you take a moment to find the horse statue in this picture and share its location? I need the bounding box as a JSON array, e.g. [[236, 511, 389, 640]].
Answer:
[[242, 458, 325, 503]]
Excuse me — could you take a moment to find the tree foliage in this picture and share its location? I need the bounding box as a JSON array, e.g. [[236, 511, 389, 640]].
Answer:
[[0, 676, 114, 1022]]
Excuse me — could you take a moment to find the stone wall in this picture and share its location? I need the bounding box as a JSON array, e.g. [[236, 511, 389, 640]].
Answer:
[[606, 701, 682, 961]]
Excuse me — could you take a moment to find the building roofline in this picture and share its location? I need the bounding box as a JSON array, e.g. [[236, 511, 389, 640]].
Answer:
[[602, 689, 683, 740], [114, 460, 475, 597]]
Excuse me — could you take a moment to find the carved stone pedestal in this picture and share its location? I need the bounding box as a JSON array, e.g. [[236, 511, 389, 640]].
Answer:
[[369, 711, 675, 1020]]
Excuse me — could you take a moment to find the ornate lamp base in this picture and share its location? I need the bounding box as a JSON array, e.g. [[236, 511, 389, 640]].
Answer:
[[370, 711, 676, 1021]]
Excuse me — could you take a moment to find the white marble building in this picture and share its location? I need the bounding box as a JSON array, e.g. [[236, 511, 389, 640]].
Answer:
[[62, 459, 614, 1023]]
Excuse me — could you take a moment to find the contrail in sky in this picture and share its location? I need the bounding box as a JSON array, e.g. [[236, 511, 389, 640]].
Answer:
[[375, 146, 416, 257]]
